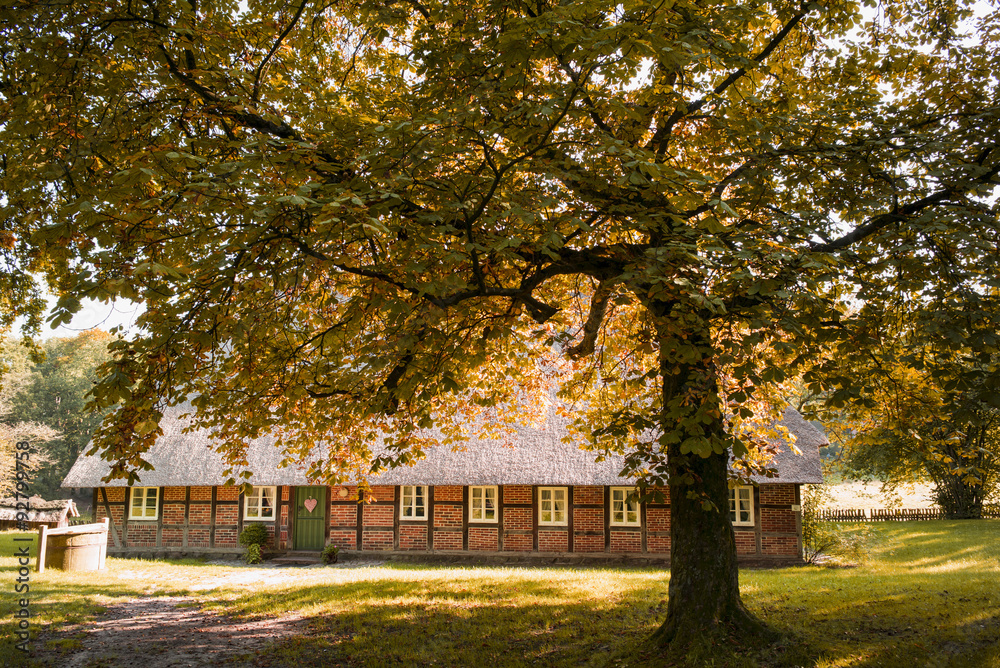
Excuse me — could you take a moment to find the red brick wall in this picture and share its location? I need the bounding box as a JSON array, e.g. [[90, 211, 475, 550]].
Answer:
[[363, 504, 394, 526], [163, 503, 185, 525], [216, 504, 238, 525], [433, 504, 462, 528], [329, 529, 356, 550], [433, 530, 463, 550], [646, 507, 670, 532], [399, 524, 427, 550], [217, 486, 239, 501], [468, 526, 498, 551], [188, 504, 212, 525], [761, 507, 796, 534], [162, 527, 183, 547], [762, 536, 799, 556], [370, 486, 395, 502], [281, 486, 289, 501], [331, 485, 359, 501], [188, 528, 211, 547], [190, 487, 212, 501], [573, 534, 604, 552], [125, 523, 157, 548], [164, 487, 186, 501], [362, 529, 394, 550], [503, 533, 533, 551], [610, 530, 642, 553], [573, 507, 603, 532], [735, 530, 757, 555], [538, 529, 568, 552], [331, 505, 357, 526], [574, 486, 603, 505], [435, 486, 463, 502], [759, 484, 796, 505], [96, 504, 124, 526], [647, 535, 670, 553], [503, 485, 532, 504], [503, 507, 532, 531], [215, 527, 238, 548], [105, 488, 126, 502]]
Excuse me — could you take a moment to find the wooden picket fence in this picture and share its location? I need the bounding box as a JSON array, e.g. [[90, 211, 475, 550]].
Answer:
[[819, 505, 1000, 522]]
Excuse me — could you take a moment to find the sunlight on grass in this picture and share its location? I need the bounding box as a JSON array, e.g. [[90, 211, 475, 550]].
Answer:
[[2, 521, 999, 667]]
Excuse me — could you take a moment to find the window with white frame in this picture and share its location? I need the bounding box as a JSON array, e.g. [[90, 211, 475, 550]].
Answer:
[[129, 487, 159, 520], [729, 486, 754, 526], [610, 487, 641, 526], [400, 485, 427, 520], [469, 486, 497, 522], [243, 486, 276, 521], [538, 487, 567, 526]]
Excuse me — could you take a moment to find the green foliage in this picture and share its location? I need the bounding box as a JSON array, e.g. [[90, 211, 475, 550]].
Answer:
[[243, 543, 263, 565], [321, 544, 339, 565], [802, 484, 881, 565], [238, 523, 269, 548], [3, 332, 113, 498]]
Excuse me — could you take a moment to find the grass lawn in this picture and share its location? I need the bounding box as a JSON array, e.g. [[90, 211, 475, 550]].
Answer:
[[1, 521, 998, 667]]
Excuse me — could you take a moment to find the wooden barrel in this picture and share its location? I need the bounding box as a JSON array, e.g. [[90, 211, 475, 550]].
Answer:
[[44, 530, 105, 571]]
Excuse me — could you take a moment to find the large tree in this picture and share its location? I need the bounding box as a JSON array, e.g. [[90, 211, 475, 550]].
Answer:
[[3, 0, 999, 651]]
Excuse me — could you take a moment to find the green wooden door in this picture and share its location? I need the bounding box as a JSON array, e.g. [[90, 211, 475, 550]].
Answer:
[[293, 486, 327, 550]]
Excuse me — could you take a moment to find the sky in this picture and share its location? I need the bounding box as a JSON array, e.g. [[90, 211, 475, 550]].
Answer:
[[34, 294, 143, 340]]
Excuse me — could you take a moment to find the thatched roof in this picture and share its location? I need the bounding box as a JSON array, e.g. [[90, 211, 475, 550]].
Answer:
[[0, 496, 79, 524], [63, 405, 824, 488]]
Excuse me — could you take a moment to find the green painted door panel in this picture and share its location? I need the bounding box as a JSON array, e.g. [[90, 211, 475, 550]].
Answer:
[[294, 486, 327, 550]]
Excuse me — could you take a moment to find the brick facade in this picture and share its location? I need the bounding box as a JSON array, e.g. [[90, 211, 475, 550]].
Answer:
[[96, 482, 804, 561]]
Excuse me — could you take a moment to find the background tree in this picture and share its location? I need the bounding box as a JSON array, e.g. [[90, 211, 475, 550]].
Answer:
[[4, 331, 113, 499], [3, 0, 999, 654], [0, 340, 56, 497]]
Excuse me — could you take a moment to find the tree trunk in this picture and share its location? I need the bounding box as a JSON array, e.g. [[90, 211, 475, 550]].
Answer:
[[649, 310, 772, 646]]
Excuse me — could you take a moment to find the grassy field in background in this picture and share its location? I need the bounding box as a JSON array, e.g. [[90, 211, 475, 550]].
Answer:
[[1, 521, 998, 667]]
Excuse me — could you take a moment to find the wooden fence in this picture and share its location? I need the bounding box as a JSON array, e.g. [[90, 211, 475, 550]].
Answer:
[[819, 505, 1000, 521]]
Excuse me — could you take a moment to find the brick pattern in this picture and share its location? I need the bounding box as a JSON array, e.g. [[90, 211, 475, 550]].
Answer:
[[331, 486, 358, 501], [573, 486, 603, 505], [433, 530, 463, 550], [96, 504, 124, 526], [573, 534, 604, 552], [610, 530, 642, 553], [330, 505, 357, 526], [538, 529, 568, 552], [281, 486, 289, 501], [647, 535, 670, 553], [370, 486, 395, 502], [105, 488, 126, 502], [468, 526, 498, 551], [502, 533, 533, 551], [362, 529, 394, 550], [433, 504, 462, 528], [125, 524, 157, 548], [188, 504, 212, 525], [503, 485, 532, 505], [434, 485, 462, 502], [761, 507, 796, 534], [188, 528, 211, 547], [645, 507, 670, 532], [759, 484, 795, 505], [164, 487, 186, 501], [503, 507, 532, 531], [329, 529, 356, 550], [163, 503, 185, 525], [573, 507, 603, 532], [216, 486, 239, 501], [161, 527, 183, 547], [399, 524, 428, 550], [762, 536, 799, 556], [364, 505, 395, 527], [215, 504, 238, 525], [190, 487, 212, 501], [735, 530, 757, 555], [215, 527, 238, 548]]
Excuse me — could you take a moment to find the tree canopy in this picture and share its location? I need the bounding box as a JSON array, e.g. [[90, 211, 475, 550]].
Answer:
[[2, 0, 999, 652]]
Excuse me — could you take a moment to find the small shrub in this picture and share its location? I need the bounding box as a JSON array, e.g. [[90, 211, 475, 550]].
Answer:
[[244, 543, 263, 565], [321, 544, 339, 565], [802, 483, 880, 565], [239, 523, 270, 563]]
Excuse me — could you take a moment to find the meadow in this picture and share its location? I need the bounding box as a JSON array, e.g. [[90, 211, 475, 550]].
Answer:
[[1, 521, 998, 667]]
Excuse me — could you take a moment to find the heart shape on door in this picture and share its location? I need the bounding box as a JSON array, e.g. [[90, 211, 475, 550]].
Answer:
[[304, 498, 318, 513]]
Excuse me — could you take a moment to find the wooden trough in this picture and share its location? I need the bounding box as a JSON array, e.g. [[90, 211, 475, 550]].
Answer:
[[36, 518, 109, 573]]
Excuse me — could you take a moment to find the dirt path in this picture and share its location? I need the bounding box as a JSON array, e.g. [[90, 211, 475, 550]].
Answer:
[[32, 596, 309, 667]]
